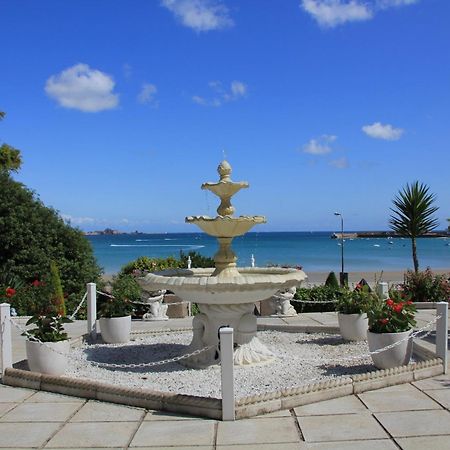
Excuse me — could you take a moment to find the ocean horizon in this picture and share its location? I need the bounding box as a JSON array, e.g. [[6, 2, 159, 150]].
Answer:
[[86, 231, 450, 275]]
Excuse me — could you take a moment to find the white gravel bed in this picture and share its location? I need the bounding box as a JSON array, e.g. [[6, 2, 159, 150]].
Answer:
[[66, 330, 377, 399]]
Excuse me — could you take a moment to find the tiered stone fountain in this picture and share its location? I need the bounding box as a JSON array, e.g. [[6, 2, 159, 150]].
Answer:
[[139, 160, 307, 368]]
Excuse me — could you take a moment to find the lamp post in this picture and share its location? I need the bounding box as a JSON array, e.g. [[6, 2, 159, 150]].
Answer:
[[334, 212, 347, 287]]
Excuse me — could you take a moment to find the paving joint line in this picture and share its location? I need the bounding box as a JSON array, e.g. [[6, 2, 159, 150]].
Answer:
[[213, 420, 219, 449], [124, 406, 147, 449], [38, 396, 87, 449], [291, 408, 305, 442]]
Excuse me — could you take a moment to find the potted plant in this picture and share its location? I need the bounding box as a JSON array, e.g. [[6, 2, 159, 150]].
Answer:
[[24, 262, 73, 375], [25, 314, 73, 375], [98, 275, 136, 344], [336, 284, 376, 341], [367, 289, 416, 369]]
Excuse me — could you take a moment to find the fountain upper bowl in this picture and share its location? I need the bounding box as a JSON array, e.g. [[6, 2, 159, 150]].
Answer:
[[138, 267, 307, 304], [185, 215, 266, 238]]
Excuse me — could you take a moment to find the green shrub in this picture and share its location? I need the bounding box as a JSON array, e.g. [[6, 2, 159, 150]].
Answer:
[[120, 256, 182, 275], [403, 268, 450, 303], [179, 251, 214, 268], [325, 272, 339, 289], [0, 173, 102, 315], [50, 261, 66, 316], [293, 285, 339, 313], [336, 286, 378, 315]]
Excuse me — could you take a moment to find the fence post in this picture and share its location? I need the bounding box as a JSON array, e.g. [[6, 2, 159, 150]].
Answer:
[[87, 283, 97, 342], [376, 282, 389, 300], [220, 327, 235, 421], [436, 302, 448, 374], [0, 303, 12, 374]]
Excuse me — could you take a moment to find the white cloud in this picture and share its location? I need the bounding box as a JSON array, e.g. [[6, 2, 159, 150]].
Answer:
[[161, 0, 233, 32], [362, 122, 404, 140], [301, 0, 373, 27], [138, 83, 158, 106], [329, 157, 349, 169], [45, 64, 119, 112], [303, 134, 337, 155], [301, 0, 419, 28], [61, 214, 96, 225], [193, 80, 247, 107]]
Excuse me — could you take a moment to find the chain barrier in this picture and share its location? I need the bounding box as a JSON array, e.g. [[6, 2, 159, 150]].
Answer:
[[290, 298, 337, 304], [68, 292, 87, 320], [9, 318, 214, 370], [96, 290, 188, 307], [286, 316, 441, 365]]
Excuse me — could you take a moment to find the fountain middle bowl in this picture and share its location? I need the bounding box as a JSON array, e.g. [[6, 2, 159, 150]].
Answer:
[[138, 267, 307, 304]]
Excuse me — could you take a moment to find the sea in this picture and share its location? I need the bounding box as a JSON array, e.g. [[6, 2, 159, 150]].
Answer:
[[86, 232, 450, 275]]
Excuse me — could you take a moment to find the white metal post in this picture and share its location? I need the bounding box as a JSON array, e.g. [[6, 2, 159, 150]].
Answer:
[[376, 282, 389, 300], [0, 303, 12, 374], [220, 327, 235, 421], [436, 302, 448, 374], [87, 283, 97, 341]]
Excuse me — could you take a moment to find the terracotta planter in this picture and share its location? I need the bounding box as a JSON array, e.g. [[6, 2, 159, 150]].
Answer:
[[367, 329, 413, 369], [338, 313, 368, 341], [26, 339, 69, 375], [99, 316, 131, 343]]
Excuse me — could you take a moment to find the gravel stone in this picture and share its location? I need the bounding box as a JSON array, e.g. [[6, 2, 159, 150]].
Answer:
[[65, 330, 378, 399]]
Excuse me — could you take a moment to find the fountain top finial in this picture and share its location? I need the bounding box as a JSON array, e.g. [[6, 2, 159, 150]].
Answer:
[[218, 160, 232, 181]]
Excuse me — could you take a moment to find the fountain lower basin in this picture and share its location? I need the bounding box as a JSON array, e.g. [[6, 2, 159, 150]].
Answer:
[[138, 267, 307, 368]]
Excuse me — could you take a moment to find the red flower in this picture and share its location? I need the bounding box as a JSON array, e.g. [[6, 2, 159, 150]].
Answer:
[[379, 318, 389, 325], [393, 303, 403, 313], [31, 279, 42, 287], [406, 300, 413, 305], [386, 299, 394, 307], [5, 287, 16, 298]]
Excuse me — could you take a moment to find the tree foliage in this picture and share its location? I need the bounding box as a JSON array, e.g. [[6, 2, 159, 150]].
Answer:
[[0, 173, 102, 313], [0, 111, 22, 173], [389, 181, 439, 273]]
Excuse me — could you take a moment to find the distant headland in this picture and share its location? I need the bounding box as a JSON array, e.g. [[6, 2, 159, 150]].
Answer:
[[331, 231, 450, 239], [84, 228, 144, 236]]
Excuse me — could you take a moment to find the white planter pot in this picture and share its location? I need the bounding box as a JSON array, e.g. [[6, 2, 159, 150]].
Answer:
[[367, 330, 413, 369], [26, 339, 69, 375], [99, 316, 131, 344], [338, 313, 368, 341]]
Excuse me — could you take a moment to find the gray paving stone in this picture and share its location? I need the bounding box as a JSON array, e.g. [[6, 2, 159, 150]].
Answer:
[[358, 385, 441, 412], [26, 391, 86, 403], [144, 410, 210, 420], [70, 400, 144, 422], [0, 385, 35, 402], [375, 410, 450, 437], [307, 440, 398, 450], [131, 447, 213, 450], [425, 389, 450, 409], [298, 413, 388, 442], [45, 422, 138, 448], [412, 374, 450, 390], [395, 435, 450, 449], [216, 417, 300, 445], [294, 395, 367, 416], [0, 402, 81, 422], [218, 444, 306, 450], [0, 403, 15, 418], [0, 422, 62, 447], [256, 409, 292, 418], [130, 419, 215, 447]]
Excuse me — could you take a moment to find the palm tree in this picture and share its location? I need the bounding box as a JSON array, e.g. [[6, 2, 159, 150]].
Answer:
[[390, 181, 439, 273]]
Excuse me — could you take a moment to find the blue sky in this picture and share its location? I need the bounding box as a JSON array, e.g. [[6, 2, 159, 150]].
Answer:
[[1, 0, 449, 233]]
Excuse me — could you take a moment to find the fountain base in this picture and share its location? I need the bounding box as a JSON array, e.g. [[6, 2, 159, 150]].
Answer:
[[181, 303, 275, 368]]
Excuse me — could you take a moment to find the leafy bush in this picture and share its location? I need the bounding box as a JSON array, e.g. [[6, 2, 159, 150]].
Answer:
[[325, 272, 339, 289], [0, 173, 102, 315], [98, 274, 138, 318], [402, 268, 450, 303], [368, 289, 416, 333], [24, 314, 72, 342], [111, 274, 141, 303], [120, 256, 182, 275], [293, 285, 339, 313], [336, 286, 378, 315], [179, 250, 214, 268]]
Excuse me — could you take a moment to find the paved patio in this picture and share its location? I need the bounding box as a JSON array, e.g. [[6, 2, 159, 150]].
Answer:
[[2, 312, 450, 449]]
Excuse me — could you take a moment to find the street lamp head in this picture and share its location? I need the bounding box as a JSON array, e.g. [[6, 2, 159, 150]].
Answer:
[[334, 212, 341, 216]]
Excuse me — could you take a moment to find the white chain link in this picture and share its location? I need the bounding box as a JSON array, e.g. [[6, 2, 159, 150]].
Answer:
[[96, 290, 188, 306], [68, 292, 87, 320], [291, 298, 337, 304], [10, 318, 213, 370]]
